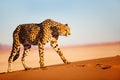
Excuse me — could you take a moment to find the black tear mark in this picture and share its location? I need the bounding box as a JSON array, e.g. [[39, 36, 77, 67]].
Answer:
[[50, 26, 59, 39]]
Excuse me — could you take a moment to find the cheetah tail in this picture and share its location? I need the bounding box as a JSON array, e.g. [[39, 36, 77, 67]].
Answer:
[[13, 48, 20, 62]]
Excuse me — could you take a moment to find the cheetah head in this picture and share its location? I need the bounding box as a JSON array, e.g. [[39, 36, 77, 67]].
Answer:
[[59, 24, 71, 36]]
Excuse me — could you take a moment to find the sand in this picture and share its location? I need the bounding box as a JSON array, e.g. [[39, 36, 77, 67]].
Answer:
[[0, 42, 120, 80], [0, 56, 120, 80]]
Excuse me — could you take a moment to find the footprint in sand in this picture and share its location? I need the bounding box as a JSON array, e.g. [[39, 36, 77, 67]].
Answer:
[[96, 64, 112, 69], [40, 67, 48, 70], [76, 64, 92, 67], [75, 64, 86, 67], [76, 63, 112, 69]]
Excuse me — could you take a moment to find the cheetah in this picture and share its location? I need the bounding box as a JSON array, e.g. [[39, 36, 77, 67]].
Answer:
[[7, 19, 71, 72]]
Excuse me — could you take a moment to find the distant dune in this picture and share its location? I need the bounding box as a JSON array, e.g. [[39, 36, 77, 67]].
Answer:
[[0, 41, 120, 52], [0, 56, 120, 80]]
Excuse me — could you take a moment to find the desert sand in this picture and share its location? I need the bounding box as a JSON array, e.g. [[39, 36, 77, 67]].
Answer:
[[0, 56, 120, 80], [0, 42, 120, 80]]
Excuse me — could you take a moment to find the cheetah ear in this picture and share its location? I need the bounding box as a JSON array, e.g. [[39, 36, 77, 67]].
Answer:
[[50, 26, 59, 39], [65, 24, 68, 26]]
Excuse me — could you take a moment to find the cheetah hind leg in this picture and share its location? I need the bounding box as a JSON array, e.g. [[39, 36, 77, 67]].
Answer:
[[13, 51, 20, 62], [21, 45, 31, 70], [8, 44, 20, 72]]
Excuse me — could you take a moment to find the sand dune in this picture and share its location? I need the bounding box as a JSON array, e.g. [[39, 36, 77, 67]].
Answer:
[[0, 42, 120, 72], [0, 56, 120, 80], [0, 42, 120, 80]]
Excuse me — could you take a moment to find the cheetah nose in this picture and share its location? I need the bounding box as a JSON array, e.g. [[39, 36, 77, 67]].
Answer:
[[67, 33, 71, 36], [66, 33, 71, 36]]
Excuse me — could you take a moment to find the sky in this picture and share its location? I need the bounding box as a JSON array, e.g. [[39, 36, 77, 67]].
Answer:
[[0, 0, 120, 46]]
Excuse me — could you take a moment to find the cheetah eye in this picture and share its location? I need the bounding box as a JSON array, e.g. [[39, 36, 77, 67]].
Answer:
[[65, 24, 68, 26]]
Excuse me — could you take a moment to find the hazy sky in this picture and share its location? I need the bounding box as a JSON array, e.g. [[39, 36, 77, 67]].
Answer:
[[0, 0, 120, 46]]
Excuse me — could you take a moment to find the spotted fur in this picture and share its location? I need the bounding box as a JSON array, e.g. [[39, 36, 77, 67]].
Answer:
[[8, 19, 71, 72]]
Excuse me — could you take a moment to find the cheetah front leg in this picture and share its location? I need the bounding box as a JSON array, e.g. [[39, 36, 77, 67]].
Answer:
[[50, 40, 70, 64], [38, 42, 45, 68], [21, 45, 31, 70]]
